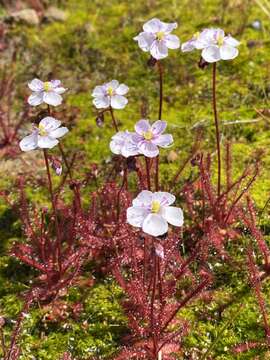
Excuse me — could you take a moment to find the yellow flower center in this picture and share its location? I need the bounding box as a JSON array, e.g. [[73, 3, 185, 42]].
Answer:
[[151, 200, 161, 213], [143, 130, 153, 140], [217, 34, 224, 47], [156, 31, 165, 41], [107, 86, 114, 96], [193, 31, 200, 39], [38, 123, 47, 136], [43, 82, 52, 92]]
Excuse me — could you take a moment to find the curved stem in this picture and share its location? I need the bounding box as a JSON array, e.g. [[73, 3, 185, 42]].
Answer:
[[109, 106, 119, 132], [58, 143, 73, 180], [157, 61, 163, 120], [212, 63, 221, 197], [155, 155, 159, 191], [145, 157, 151, 190], [43, 150, 62, 273]]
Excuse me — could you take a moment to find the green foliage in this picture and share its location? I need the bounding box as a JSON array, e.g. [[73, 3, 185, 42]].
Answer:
[[1, 0, 270, 358]]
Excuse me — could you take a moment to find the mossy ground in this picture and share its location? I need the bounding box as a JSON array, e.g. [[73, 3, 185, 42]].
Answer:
[[1, 0, 270, 358]]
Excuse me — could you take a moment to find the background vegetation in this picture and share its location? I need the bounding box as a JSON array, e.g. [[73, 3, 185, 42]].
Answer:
[[1, 0, 270, 358]]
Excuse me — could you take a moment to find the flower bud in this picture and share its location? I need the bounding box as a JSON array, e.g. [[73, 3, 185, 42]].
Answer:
[[96, 113, 104, 127], [147, 56, 157, 67], [198, 56, 209, 70]]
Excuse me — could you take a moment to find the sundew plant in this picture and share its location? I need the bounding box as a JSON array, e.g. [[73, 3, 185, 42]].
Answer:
[[1, 1, 270, 359]]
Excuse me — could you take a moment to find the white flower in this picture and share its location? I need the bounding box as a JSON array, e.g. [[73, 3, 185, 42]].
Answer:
[[134, 18, 180, 60], [181, 28, 240, 63], [127, 190, 184, 237], [28, 79, 67, 107], [110, 131, 139, 158], [19, 117, 69, 152], [92, 80, 129, 110]]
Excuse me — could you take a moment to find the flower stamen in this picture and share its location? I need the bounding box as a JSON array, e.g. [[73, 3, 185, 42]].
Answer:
[[143, 130, 153, 140], [151, 200, 161, 213], [156, 31, 165, 41], [43, 82, 52, 92], [217, 34, 224, 47], [38, 123, 48, 136], [107, 86, 114, 96]]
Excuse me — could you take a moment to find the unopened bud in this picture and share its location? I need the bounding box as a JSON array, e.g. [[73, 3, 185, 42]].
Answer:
[[50, 157, 62, 176], [198, 56, 209, 70], [147, 56, 157, 67], [96, 113, 104, 127]]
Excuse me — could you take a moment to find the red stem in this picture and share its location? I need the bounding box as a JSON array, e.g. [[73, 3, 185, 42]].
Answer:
[[212, 63, 221, 197], [109, 106, 119, 132], [43, 150, 62, 273]]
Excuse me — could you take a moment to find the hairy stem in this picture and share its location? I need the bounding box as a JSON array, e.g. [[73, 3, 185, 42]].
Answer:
[[43, 149, 62, 273], [157, 61, 163, 120], [212, 63, 221, 197], [109, 106, 119, 132], [58, 143, 73, 180]]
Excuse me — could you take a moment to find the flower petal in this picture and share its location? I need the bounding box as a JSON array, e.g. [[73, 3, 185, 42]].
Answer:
[[143, 18, 162, 33], [152, 192, 175, 206], [138, 141, 159, 158], [135, 119, 151, 135], [93, 95, 110, 109], [134, 32, 155, 52], [181, 40, 196, 52], [162, 21, 177, 34], [50, 127, 69, 138], [19, 132, 38, 152], [38, 136, 59, 149], [152, 134, 173, 147], [133, 190, 153, 207], [111, 95, 128, 109], [202, 45, 221, 63], [127, 206, 149, 227], [116, 84, 129, 95], [223, 36, 240, 47], [54, 87, 66, 94], [164, 34, 180, 49], [28, 92, 43, 106], [40, 117, 61, 132], [142, 213, 168, 236], [43, 92, 63, 106], [151, 120, 167, 136], [220, 44, 239, 60], [92, 85, 106, 97], [28, 78, 44, 92], [162, 206, 184, 227], [121, 140, 139, 158], [106, 80, 119, 90], [150, 40, 168, 60], [110, 132, 127, 155], [50, 80, 61, 88]]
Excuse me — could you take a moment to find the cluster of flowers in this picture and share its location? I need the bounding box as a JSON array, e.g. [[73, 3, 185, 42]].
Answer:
[[19, 18, 239, 238]]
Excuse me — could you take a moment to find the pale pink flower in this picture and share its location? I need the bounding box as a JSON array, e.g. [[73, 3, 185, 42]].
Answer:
[[110, 131, 139, 158], [19, 117, 68, 152], [134, 18, 180, 60], [92, 80, 129, 110], [28, 79, 66, 107], [131, 119, 173, 158], [127, 190, 184, 236]]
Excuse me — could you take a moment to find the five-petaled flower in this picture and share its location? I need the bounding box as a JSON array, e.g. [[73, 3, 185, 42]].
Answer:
[[181, 28, 239, 63], [92, 80, 129, 110], [19, 117, 69, 152], [134, 18, 180, 60], [131, 119, 173, 158], [110, 131, 139, 158], [127, 190, 184, 236], [28, 79, 67, 107]]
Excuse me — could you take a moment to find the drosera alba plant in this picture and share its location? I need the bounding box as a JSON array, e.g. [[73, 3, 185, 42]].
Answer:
[[2, 14, 269, 360], [182, 28, 240, 197], [2, 78, 89, 359]]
